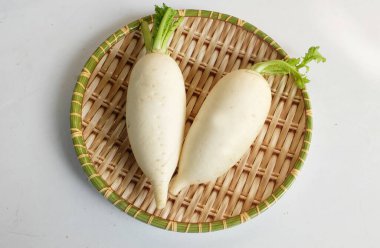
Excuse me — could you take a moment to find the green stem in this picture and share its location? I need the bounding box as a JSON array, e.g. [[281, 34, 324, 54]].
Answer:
[[141, 21, 152, 53], [252, 60, 293, 74], [251, 46, 326, 89]]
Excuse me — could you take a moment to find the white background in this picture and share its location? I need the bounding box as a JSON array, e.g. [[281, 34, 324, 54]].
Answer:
[[1, 0, 379, 247]]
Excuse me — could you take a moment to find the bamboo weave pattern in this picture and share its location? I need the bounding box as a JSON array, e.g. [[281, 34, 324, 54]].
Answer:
[[70, 10, 312, 232]]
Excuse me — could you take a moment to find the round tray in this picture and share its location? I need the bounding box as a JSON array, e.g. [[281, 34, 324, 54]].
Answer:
[[70, 9, 312, 232]]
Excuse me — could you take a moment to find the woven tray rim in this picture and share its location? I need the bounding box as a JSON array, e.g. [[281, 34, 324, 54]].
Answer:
[[70, 9, 313, 233]]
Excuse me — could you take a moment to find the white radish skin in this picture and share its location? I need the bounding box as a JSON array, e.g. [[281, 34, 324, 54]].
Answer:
[[170, 69, 271, 195], [126, 53, 186, 208]]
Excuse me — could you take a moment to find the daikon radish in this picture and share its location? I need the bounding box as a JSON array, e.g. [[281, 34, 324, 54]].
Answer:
[[126, 4, 185, 208], [170, 47, 326, 194]]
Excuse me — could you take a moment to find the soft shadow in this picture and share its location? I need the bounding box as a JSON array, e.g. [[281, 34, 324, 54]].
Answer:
[[55, 12, 143, 190]]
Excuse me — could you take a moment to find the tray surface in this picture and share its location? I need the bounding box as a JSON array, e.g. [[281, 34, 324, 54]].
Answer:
[[70, 9, 312, 232]]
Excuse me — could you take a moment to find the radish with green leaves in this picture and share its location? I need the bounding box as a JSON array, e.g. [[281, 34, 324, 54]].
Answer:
[[126, 4, 184, 209], [170, 47, 326, 195]]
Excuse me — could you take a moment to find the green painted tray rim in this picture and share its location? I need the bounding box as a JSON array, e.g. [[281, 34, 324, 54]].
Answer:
[[70, 9, 312, 233]]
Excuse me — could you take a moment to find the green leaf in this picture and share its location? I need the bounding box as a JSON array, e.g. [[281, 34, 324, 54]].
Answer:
[[152, 4, 169, 40], [286, 58, 300, 67], [162, 16, 184, 50], [153, 6, 176, 51], [251, 46, 326, 89], [297, 46, 326, 72]]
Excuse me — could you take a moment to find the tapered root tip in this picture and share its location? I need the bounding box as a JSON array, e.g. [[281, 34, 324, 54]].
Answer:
[[153, 182, 169, 209], [169, 176, 188, 195]]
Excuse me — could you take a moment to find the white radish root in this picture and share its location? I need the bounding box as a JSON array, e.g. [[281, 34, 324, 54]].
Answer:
[[170, 70, 271, 194], [126, 5, 185, 208], [170, 46, 326, 195], [127, 53, 185, 208]]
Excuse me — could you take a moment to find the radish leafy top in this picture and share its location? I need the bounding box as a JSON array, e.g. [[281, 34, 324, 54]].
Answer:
[[251, 46, 326, 89], [140, 5, 325, 89], [141, 4, 183, 54]]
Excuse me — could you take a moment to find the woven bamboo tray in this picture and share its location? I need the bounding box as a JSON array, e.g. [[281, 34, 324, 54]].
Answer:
[[70, 9, 312, 232]]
